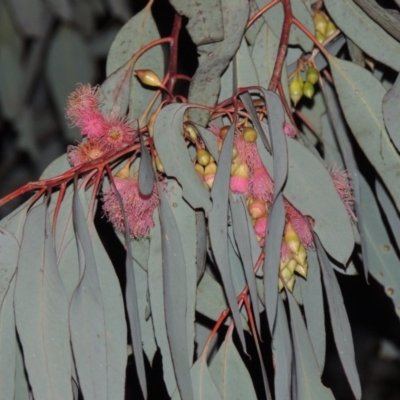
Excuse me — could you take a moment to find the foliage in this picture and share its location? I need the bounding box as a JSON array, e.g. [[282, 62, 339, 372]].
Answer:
[[1, 0, 400, 399]]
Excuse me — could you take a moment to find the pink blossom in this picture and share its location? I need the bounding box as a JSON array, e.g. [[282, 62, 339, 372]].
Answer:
[[77, 109, 107, 139], [67, 140, 105, 166], [98, 117, 136, 150], [329, 166, 357, 221], [249, 167, 274, 205], [283, 122, 297, 138], [66, 84, 101, 123], [284, 200, 314, 249], [103, 177, 159, 238], [229, 175, 249, 193], [254, 217, 268, 238]]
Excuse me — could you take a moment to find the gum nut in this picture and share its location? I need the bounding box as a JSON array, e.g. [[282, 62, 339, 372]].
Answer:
[[306, 66, 319, 85], [197, 149, 211, 166], [287, 259, 297, 274], [219, 125, 230, 139], [248, 200, 266, 219], [243, 127, 257, 142], [303, 82, 315, 99], [135, 69, 162, 87]]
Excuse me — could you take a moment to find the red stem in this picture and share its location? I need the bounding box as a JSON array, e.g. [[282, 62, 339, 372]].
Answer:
[[166, 14, 182, 94]]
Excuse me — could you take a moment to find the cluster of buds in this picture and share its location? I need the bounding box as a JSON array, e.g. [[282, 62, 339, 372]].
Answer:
[[66, 84, 137, 166], [194, 147, 218, 189], [313, 11, 337, 43], [289, 65, 320, 105]]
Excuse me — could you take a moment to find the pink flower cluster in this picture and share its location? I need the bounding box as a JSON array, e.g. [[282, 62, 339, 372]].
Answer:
[[66, 84, 137, 166], [102, 176, 159, 239]]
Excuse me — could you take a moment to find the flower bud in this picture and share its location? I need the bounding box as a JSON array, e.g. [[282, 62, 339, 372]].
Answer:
[[295, 260, 308, 278], [293, 244, 307, 266], [197, 149, 211, 166], [219, 125, 230, 139], [185, 124, 198, 140], [115, 162, 131, 179], [303, 82, 315, 99], [194, 163, 204, 177], [230, 156, 242, 174], [325, 21, 337, 37], [316, 31, 326, 43], [306, 66, 319, 85], [135, 69, 162, 87], [248, 200, 267, 219], [254, 217, 268, 237], [313, 12, 328, 35], [204, 162, 217, 189], [284, 222, 301, 254], [290, 77, 303, 105], [155, 155, 165, 173], [243, 127, 257, 142], [286, 259, 297, 274], [232, 144, 238, 160]]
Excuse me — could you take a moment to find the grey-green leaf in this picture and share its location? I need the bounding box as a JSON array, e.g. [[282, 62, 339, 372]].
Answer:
[[139, 134, 155, 196], [209, 337, 258, 399], [153, 103, 212, 211], [15, 203, 73, 400], [315, 235, 361, 400], [256, 0, 314, 52], [187, 0, 249, 125], [0, 277, 16, 400], [70, 191, 108, 400], [0, 228, 18, 310], [360, 175, 400, 319], [273, 296, 292, 400], [169, 0, 223, 45], [383, 72, 400, 153], [325, 0, 400, 71], [329, 57, 400, 212], [159, 188, 194, 400], [287, 293, 335, 400], [299, 250, 325, 371], [208, 123, 247, 351]]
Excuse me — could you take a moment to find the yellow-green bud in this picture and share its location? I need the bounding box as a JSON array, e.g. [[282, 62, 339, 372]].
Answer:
[[313, 12, 328, 35], [194, 163, 204, 177], [204, 162, 217, 189], [243, 127, 257, 143], [316, 31, 326, 43], [286, 259, 297, 274], [219, 125, 230, 139], [197, 149, 211, 166], [295, 261, 308, 278], [289, 77, 303, 105], [293, 244, 307, 266], [115, 162, 131, 179], [303, 82, 315, 99], [248, 200, 267, 219], [155, 155, 165, 173], [185, 124, 198, 140], [232, 163, 249, 178], [306, 66, 319, 85], [284, 223, 301, 254], [325, 21, 337, 37], [135, 69, 162, 87]]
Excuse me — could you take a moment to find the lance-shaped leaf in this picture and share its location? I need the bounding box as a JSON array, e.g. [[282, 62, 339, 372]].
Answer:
[[0, 277, 16, 400], [159, 187, 194, 400], [256, 0, 314, 52], [187, 0, 249, 125], [219, 38, 259, 103], [264, 192, 285, 332], [287, 293, 335, 400], [147, 212, 178, 396], [14, 343, 30, 400], [44, 0, 71, 19], [325, 0, 400, 71], [240, 92, 271, 152], [139, 134, 155, 196], [169, 0, 223, 45], [230, 195, 261, 333], [195, 211, 207, 282], [329, 57, 400, 212], [153, 103, 212, 211], [0, 228, 18, 310], [315, 235, 361, 400], [70, 190, 108, 400], [360, 175, 400, 319], [322, 81, 368, 279], [15, 203, 73, 400], [273, 296, 292, 400], [383, 72, 400, 153], [171, 357, 222, 400], [262, 90, 287, 199], [105, 1, 163, 120], [209, 335, 258, 399], [208, 123, 247, 351], [165, 179, 198, 362], [299, 250, 325, 371]]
